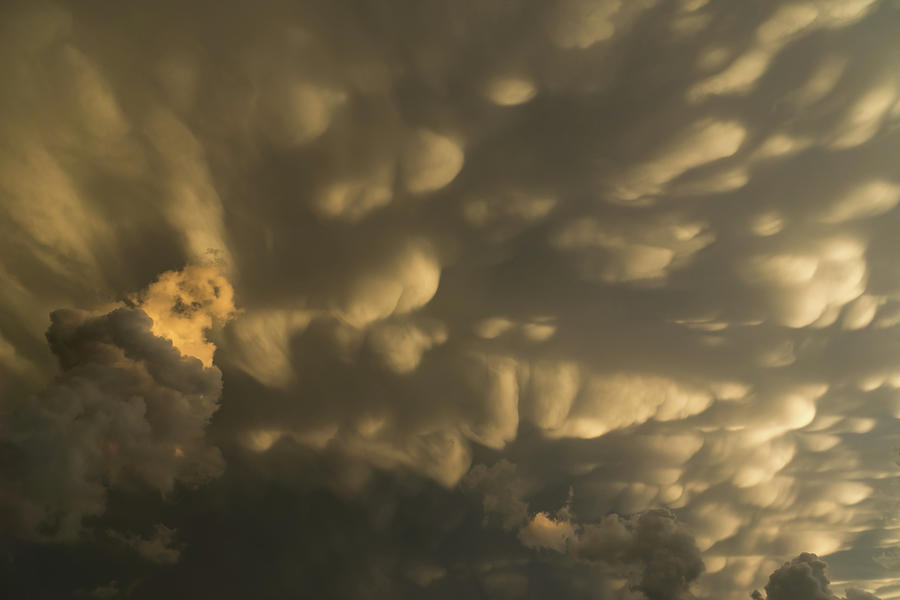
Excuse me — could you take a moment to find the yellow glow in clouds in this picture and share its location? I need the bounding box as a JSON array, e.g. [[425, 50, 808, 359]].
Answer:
[[134, 265, 237, 367]]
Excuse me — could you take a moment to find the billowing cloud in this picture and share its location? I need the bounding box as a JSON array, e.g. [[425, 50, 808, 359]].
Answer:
[[752, 553, 882, 600], [2, 0, 900, 598], [0, 267, 233, 539], [519, 507, 704, 600]]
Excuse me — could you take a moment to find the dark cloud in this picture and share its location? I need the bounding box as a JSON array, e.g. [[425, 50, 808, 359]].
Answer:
[[3, 448, 706, 600], [83, 581, 120, 599], [1, 305, 225, 540], [756, 553, 836, 600], [753, 553, 882, 600], [107, 524, 182, 565], [462, 458, 531, 530], [518, 506, 704, 600], [622, 510, 705, 600]]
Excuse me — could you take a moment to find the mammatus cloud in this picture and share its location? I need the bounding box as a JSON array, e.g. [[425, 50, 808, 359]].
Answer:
[[2, 0, 900, 598]]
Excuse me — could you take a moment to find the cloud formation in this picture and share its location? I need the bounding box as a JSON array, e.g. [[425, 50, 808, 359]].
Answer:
[[520, 508, 704, 600], [753, 553, 882, 600], [2, 0, 900, 598], [1, 267, 232, 540]]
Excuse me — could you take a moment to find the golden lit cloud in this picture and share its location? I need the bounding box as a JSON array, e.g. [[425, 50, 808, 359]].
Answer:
[[134, 265, 237, 368]]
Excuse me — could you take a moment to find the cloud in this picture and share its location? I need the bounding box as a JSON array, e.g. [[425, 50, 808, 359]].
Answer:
[[0, 267, 232, 540], [485, 76, 539, 106], [108, 524, 182, 565], [752, 553, 882, 600], [613, 119, 746, 203], [462, 459, 531, 530], [2, 0, 900, 598], [131, 265, 237, 368], [519, 507, 705, 600], [401, 129, 465, 194], [83, 581, 120, 599]]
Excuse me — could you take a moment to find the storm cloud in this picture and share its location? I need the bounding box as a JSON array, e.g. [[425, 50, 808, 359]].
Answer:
[[753, 553, 882, 600], [0, 266, 234, 540], [2, 0, 900, 598]]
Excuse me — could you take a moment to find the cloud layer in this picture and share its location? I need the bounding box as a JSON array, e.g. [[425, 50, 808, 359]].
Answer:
[[2, 0, 900, 598]]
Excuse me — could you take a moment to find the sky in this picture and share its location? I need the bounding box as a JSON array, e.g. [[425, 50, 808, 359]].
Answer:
[[1, 0, 900, 598]]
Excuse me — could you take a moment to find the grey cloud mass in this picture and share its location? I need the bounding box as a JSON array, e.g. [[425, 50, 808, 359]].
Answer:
[[2, 0, 900, 598], [1, 305, 225, 540], [753, 553, 882, 600]]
